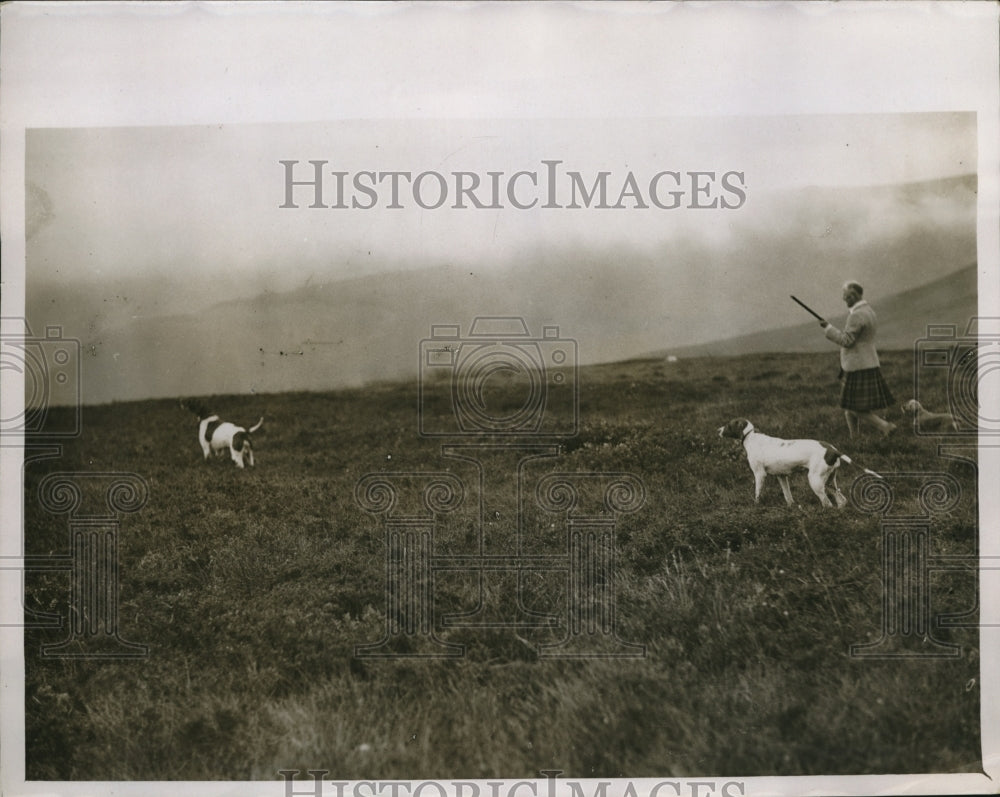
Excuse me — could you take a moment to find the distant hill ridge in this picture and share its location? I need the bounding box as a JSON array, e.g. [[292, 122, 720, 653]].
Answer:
[[655, 263, 977, 359]]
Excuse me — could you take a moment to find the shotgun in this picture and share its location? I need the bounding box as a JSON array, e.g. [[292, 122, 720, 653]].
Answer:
[[790, 295, 825, 322]]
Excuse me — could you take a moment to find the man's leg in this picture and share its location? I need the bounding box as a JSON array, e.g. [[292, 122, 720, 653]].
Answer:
[[844, 409, 860, 438], [858, 411, 896, 436]]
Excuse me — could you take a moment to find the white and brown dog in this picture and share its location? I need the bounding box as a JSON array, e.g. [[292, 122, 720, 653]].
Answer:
[[181, 400, 263, 468], [718, 418, 882, 508], [901, 399, 959, 433]]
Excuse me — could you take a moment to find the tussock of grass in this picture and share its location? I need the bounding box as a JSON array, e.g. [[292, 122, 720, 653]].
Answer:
[[24, 351, 980, 778]]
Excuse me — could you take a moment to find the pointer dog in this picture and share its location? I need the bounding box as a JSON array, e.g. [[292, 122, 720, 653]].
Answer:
[[901, 399, 959, 433], [181, 400, 263, 469], [718, 418, 882, 508]]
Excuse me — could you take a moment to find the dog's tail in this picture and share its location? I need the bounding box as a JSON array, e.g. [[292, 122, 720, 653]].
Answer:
[[822, 443, 884, 479], [840, 456, 884, 479], [248, 416, 264, 434]]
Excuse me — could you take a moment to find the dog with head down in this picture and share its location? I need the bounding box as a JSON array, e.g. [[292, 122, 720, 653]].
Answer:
[[181, 399, 263, 468]]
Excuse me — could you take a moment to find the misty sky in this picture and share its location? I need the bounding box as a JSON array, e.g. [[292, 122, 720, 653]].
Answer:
[[26, 113, 976, 298]]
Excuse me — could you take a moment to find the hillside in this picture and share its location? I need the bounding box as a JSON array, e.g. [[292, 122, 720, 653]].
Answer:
[[655, 263, 978, 358], [22, 350, 980, 779]]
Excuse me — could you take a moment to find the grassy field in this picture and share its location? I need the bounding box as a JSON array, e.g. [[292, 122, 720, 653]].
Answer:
[[22, 349, 981, 780]]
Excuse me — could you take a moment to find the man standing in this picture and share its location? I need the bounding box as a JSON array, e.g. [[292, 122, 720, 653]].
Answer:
[[819, 281, 897, 438]]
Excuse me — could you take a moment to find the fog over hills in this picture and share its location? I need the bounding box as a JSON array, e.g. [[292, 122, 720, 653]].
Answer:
[[25, 175, 977, 404]]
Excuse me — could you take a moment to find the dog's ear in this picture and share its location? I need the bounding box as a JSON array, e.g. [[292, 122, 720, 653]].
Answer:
[[722, 418, 752, 439], [719, 418, 744, 440]]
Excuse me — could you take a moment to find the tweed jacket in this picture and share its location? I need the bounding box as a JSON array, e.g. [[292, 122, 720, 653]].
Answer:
[[824, 299, 881, 372]]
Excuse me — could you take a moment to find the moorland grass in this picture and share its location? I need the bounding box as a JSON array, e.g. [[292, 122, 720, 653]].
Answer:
[[23, 350, 980, 779]]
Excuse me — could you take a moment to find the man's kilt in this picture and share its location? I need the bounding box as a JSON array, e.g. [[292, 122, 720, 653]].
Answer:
[[840, 367, 895, 412]]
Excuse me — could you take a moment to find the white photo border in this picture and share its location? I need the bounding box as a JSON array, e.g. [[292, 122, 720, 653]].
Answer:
[[1, 2, 997, 795]]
